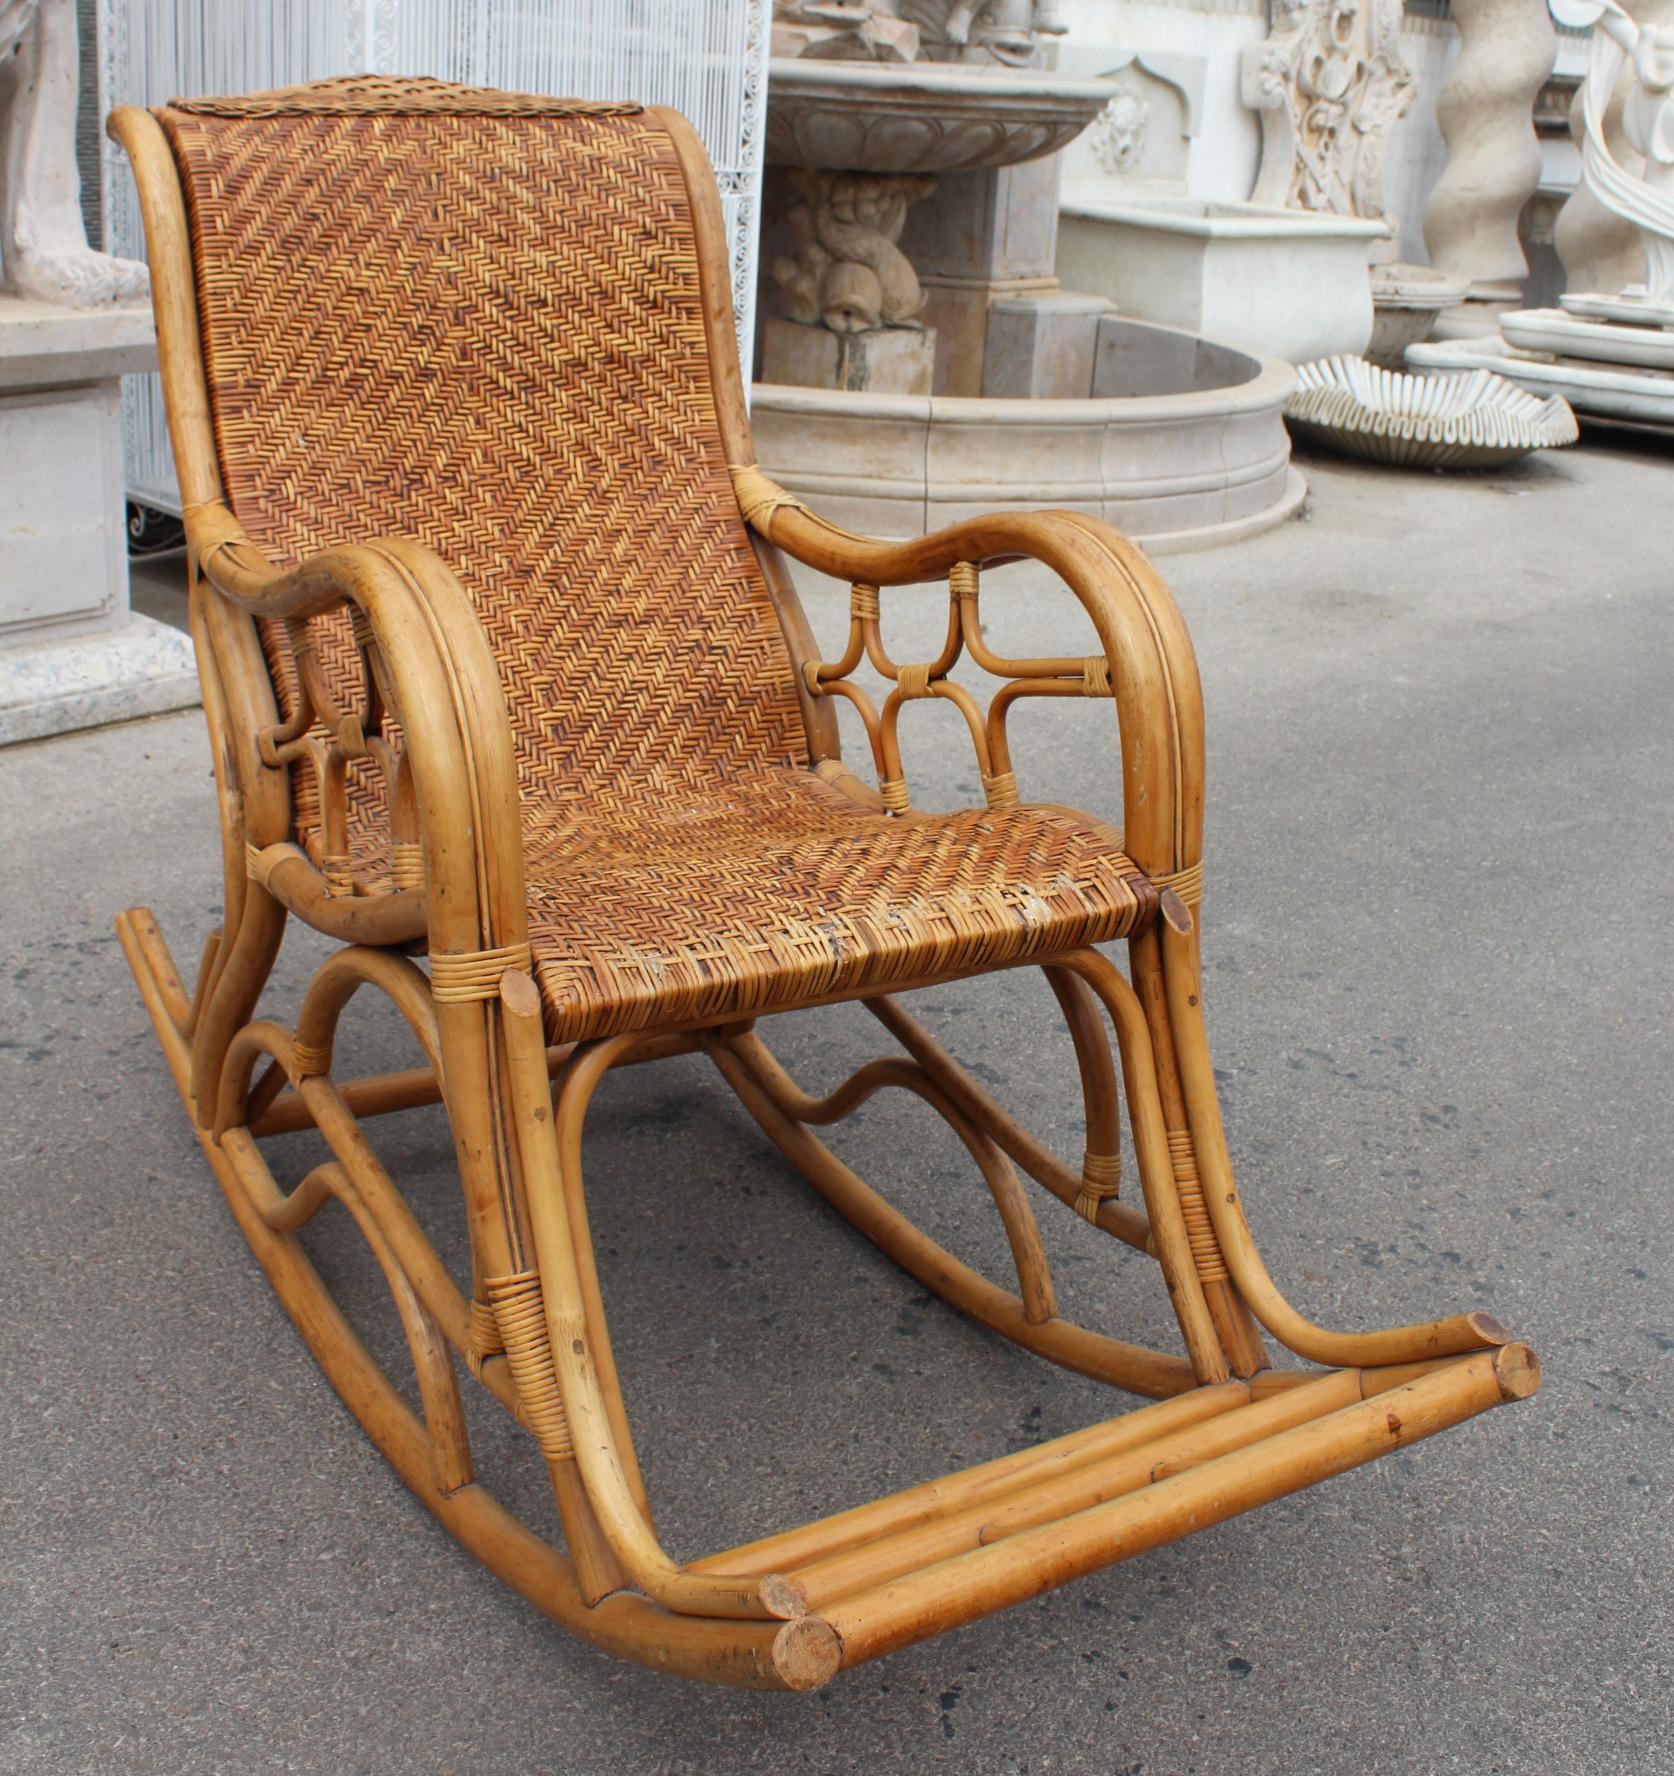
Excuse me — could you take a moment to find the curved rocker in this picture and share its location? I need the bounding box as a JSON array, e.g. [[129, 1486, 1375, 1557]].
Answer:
[[112, 75, 1536, 1690]]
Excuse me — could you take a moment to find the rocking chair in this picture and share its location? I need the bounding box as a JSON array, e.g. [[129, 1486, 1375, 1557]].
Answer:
[[111, 77, 1537, 1691]]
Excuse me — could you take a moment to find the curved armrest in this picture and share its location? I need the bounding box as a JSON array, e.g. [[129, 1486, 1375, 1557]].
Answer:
[[730, 469, 1205, 884], [185, 502, 528, 964]]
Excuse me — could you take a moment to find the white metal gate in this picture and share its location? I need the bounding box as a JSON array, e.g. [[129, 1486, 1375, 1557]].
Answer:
[[99, 0, 768, 510]]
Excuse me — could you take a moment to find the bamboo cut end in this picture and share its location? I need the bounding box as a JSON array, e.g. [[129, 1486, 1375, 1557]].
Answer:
[[1492, 1342, 1541, 1403], [772, 1614, 843, 1691], [759, 1572, 812, 1621], [498, 967, 541, 1019], [1466, 1311, 1511, 1348]]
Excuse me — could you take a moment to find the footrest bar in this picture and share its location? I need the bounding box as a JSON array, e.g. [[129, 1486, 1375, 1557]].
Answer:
[[815, 1343, 1538, 1671]]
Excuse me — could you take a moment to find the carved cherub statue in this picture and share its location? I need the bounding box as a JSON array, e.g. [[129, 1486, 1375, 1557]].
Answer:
[[900, 0, 1067, 67], [772, 0, 1066, 66], [1554, 0, 1674, 307], [771, 1, 921, 61], [0, 0, 148, 306]]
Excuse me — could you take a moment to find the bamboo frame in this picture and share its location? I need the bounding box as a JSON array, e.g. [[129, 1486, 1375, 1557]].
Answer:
[[110, 81, 1538, 1691]]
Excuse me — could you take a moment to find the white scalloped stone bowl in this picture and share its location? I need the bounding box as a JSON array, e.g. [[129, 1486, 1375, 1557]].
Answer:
[[1285, 355, 1578, 469]]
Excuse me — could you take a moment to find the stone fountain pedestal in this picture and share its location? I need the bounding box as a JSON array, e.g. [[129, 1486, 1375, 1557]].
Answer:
[[761, 314, 935, 394], [758, 57, 1123, 401], [0, 299, 194, 745]]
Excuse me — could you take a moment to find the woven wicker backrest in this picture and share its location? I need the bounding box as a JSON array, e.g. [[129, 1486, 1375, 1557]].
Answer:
[[157, 78, 806, 834]]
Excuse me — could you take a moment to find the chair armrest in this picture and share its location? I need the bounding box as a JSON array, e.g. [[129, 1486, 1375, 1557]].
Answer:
[[185, 502, 528, 964], [729, 469, 1204, 887]]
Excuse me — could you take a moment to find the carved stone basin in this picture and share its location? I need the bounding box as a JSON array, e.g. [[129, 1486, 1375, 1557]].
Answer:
[[754, 318, 1305, 550], [765, 58, 1118, 173]]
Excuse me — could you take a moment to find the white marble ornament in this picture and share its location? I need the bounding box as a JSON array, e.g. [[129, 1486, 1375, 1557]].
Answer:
[[1551, 0, 1674, 316], [1502, 304, 1674, 366], [1286, 354, 1579, 466], [1242, 0, 1416, 238], [1407, 333, 1674, 424]]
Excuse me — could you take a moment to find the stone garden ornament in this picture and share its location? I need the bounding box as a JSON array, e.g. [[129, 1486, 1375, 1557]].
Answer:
[[1285, 354, 1578, 466], [1236, 0, 1466, 360], [1406, 0, 1674, 425], [0, 0, 146, 305], [0, 0, 184, 750], [773, 166, 938, 332], [1553, 0, 1674, 319], [772, 0, 1065, 66]]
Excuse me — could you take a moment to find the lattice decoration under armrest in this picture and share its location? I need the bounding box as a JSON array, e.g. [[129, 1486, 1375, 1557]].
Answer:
[[254, 605, 422, 897], [801, 562, 1118, 816]]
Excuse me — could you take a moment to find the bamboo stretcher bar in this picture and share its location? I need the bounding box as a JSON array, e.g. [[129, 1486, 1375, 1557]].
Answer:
[[816, 1345, 1538, 1670], [864, 993, 1155, 1254], [697, 1382, 1249, 1582], [250, 1030, 707, 1137], [706, 1034, 1198, 1401], [781, 1368, 1366, 1613], [723, 1033, 1059, 1325]]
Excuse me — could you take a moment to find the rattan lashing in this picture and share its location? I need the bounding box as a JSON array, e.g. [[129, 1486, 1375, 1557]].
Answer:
[[113, 77, 1537, 1690]]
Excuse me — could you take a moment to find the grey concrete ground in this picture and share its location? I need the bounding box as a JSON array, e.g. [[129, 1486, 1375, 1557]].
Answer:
[[3, 441, 1671, 1775]]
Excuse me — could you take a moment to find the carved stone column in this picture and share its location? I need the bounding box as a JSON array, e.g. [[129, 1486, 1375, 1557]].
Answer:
[[1422, 0, 1558, 334]]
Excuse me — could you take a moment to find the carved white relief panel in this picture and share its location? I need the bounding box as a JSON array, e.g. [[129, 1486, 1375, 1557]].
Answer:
[[1056, 50, 1203, 192], [1242, 0, 1416, 225]]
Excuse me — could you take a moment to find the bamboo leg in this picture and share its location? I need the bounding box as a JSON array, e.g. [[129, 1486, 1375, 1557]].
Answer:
[[1042, 965, 1123, 1217], [1045, 951, 1229, 1385], [120, 911, 844, 1684], [119, 911, 838, 1689], [185, 926, 222, 1039], [1125, 928, 1270, 1375], [185, 579, 247, 1031], [705, 1031, 1197, 1401], [500, 972, 796, 1621], [188, 885, 286, 1127], [1158, 924, 1508, 1368]]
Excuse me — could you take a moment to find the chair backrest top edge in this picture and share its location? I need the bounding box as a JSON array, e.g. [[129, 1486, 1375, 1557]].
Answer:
[[161, 73, 644, 122]]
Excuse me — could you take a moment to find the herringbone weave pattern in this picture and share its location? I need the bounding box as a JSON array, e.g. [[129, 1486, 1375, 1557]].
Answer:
[[160, 79, 1155, 1041]]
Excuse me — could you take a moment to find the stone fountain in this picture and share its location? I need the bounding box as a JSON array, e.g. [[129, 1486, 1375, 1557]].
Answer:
[[753, 1, 1304, 548]]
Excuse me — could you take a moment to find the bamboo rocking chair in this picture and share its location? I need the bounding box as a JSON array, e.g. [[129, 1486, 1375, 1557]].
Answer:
[[112, 77, 1538, 1691]]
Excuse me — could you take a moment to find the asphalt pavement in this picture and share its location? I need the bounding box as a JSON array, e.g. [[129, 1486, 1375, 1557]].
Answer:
[[3, 440, 1670, 1774]]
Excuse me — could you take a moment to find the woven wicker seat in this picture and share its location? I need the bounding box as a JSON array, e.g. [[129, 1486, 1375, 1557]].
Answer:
[[114, 75, 1537, 1692], [523, 771, 1153, 1041]]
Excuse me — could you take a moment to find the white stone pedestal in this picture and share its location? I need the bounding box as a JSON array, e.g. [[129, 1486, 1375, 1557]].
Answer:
[[0, 298, 194, 745]]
